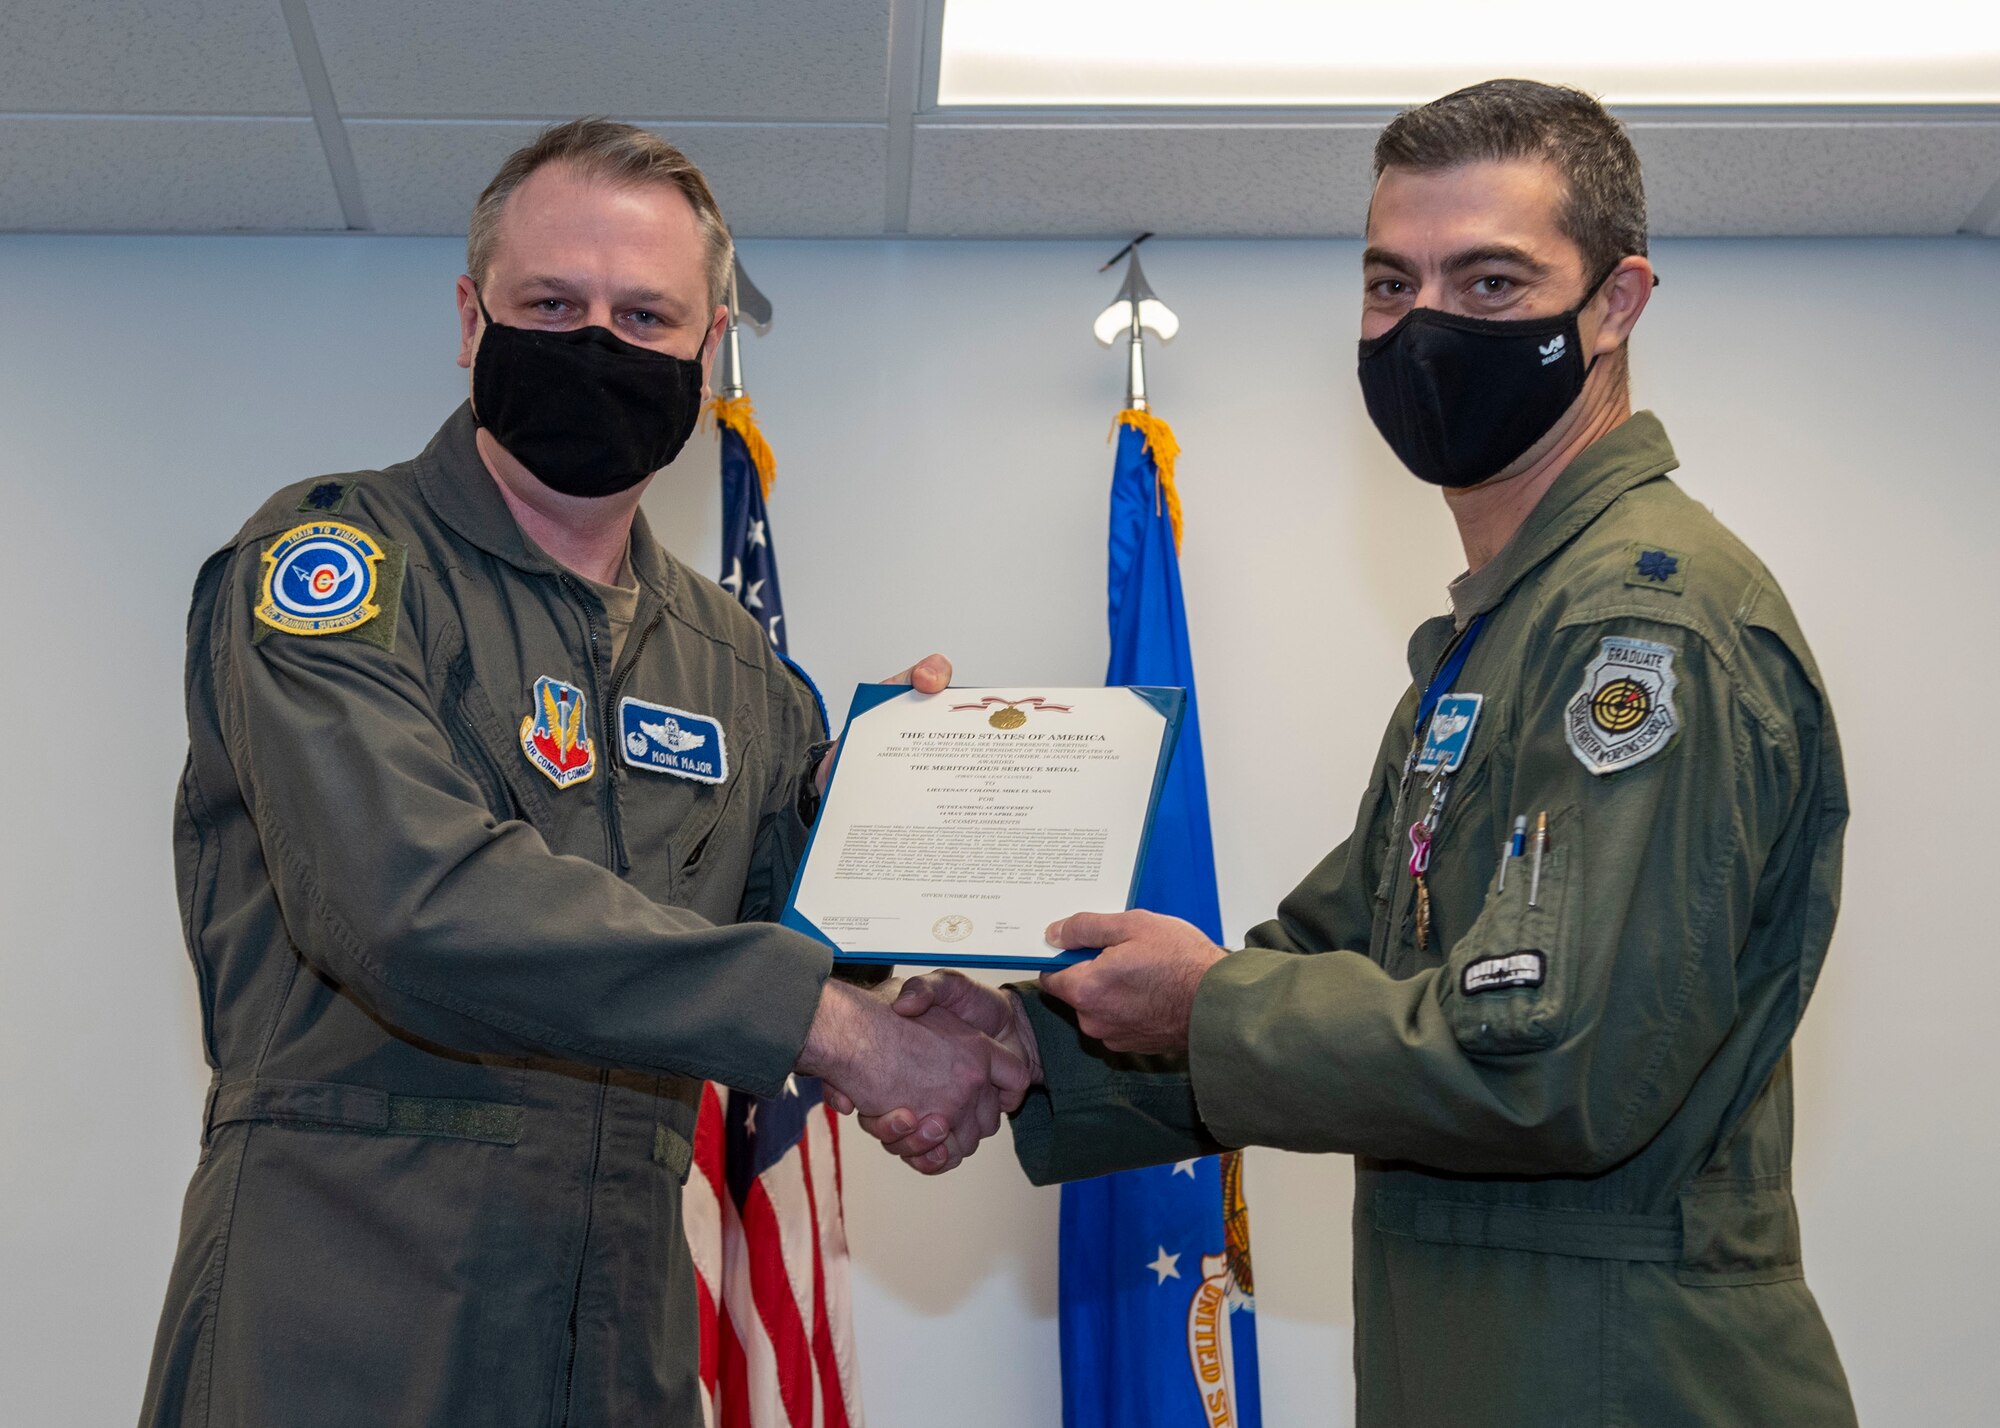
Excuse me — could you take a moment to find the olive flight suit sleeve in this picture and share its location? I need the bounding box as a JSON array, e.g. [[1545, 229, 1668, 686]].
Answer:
[[735, 667, 827, 927], [1008, 719, 1408, 1184], [1187, 615, 1810, 1176], [209, 540, 832, 1096]]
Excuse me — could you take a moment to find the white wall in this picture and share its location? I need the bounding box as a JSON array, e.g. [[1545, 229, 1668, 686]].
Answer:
[[2, 231, 1994, 1426]]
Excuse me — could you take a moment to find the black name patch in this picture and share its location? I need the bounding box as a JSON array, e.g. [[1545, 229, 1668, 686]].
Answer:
[[1462, 951, 1546, 996]]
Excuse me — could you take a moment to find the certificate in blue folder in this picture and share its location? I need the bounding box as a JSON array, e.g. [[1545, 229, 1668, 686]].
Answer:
[[781, 685, 1186, 970]]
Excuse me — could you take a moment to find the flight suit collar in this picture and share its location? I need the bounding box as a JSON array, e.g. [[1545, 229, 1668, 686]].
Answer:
[[414, 401, 683, 611], [1445, 410, 1679, 630]]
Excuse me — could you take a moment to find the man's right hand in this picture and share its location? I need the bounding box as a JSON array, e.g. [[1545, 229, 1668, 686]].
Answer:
[[828, 971, 1044, 1174], [797, 978, 1030, 1172]]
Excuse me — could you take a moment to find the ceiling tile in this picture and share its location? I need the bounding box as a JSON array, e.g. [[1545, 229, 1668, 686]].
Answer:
[[1633, 122, 2000, 236], [0, 0, 307, 115], [0, 118, 344, 231], [348, 120, 888, 237], [907, 123, 1382, 237], [307, 0, 891, 121]]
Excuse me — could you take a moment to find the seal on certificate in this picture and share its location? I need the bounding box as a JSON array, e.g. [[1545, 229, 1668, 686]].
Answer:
[[988, 705, 1028, 729], [932, 914, 974, 942]]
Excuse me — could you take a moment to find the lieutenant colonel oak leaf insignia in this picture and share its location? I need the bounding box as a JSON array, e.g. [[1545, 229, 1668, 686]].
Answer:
[[1564, 636, 1680, 775], [252, 519, 405, 653], [1624, 542, 1689, 595], [296, 480, 350, 514]]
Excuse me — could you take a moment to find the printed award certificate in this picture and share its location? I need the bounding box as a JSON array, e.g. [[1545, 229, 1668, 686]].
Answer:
[[780, 685, 1185, 969]]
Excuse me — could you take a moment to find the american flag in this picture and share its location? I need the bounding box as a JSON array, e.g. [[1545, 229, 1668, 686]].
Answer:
[[715, 395, 788, 656], [684, 1079, 862, 1428], [688, 394, 864, 1428]]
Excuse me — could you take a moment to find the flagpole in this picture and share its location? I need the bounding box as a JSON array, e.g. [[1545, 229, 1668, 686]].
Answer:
[[1125, 301, 1149, 412], [1094, 236, 1177, 416], [717, 263, 747, 400]]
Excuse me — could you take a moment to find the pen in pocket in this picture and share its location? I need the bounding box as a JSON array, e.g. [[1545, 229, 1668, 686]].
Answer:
[[1497, 814, 1528, 891], [1528, 811, 1549, 908]]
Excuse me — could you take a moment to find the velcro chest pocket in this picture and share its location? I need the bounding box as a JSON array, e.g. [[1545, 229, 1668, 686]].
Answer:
[[1439, 804, 1578, 1055]]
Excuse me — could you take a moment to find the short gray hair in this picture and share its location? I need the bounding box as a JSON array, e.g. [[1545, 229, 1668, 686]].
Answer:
[[467, 117, 733, 310]]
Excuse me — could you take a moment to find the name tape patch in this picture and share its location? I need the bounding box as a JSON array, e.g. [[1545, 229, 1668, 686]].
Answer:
[[1416, 692, 1484, 774], [1462, 951, 1546, 997], [1564, 636, 1679, 776], [620, 697, 728, 784]]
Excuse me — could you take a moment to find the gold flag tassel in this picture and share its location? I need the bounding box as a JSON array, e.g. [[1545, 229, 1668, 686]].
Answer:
[[705, 394, 777, 501], [1112, 408, 1184, 553]]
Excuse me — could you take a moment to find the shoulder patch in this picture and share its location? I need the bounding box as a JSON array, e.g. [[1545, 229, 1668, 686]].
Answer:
[[1624, 542, 1689, 594], [297, 480, 351, 514], [253, 520, 405, 652], [1564, 635, 1680, 775]]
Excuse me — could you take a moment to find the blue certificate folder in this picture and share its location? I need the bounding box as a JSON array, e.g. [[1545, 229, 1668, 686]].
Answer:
[[779, 684, 1187, 970]]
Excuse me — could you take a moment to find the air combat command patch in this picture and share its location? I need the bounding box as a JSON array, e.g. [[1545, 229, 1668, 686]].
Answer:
[[255, 520, 398, 643], [1565, 635, 1680, 775], [521, 675, 597, 789]]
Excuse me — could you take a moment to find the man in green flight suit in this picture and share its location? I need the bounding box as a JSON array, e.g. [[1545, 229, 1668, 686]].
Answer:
[[855, 80, 1859, 1426], [140, 119, 1028, 1428]]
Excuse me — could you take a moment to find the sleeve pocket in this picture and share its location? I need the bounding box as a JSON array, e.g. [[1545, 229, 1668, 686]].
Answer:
[[1440, 804, 1578, 1056]]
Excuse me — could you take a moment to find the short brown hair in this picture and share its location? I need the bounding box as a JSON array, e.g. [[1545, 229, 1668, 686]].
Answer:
[[1373, 79, 1647, 287], [467, 117, 732, 310]]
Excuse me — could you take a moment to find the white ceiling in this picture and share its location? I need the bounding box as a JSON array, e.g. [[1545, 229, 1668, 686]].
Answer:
[[4, 0, 1997, 240]]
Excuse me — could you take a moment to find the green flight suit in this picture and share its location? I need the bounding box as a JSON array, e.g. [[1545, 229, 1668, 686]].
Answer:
[[142, 405, 837, 1427], [1010, 414, 1857, 1427]]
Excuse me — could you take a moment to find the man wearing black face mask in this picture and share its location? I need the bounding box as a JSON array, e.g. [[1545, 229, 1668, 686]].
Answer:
[[140, 119, 1030, 1428], [856, 81, 1857, 1427]]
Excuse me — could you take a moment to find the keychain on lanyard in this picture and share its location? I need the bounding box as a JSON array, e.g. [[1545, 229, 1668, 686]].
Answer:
[[1405, 613, 1486, 952]]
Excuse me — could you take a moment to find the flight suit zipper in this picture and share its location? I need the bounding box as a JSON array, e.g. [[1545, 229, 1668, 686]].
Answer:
[[554, 572, 620, 871], [600, 612, 664, 875]]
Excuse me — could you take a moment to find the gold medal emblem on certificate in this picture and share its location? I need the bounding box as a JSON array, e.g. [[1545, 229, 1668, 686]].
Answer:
[[932, 914, 974, 942], [988, 705, 1028, 729]]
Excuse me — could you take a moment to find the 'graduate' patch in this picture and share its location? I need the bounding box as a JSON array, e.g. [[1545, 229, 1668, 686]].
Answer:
[[619, 697, 727, 784], [1564, 636, 1679, 775]]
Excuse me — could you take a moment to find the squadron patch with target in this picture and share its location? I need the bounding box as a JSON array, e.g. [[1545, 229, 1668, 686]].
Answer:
[[1564, 635, 1679, 775], [255, 520, 399, 644]]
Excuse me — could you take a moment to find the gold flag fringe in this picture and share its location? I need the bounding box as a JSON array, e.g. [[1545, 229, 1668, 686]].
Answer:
[[1112, 408, 1184, 553], [705, 395, 777, 501]]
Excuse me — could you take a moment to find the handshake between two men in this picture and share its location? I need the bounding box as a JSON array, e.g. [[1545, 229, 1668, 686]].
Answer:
[[786, 650, 1229, 1174], [798, 909, 1228, 1174]]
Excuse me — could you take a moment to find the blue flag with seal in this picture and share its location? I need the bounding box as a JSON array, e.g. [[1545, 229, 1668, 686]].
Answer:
[[1059, 409, 1262, 1428]]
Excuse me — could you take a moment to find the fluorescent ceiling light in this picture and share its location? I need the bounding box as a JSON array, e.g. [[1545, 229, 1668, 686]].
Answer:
[[939, 1, 2000, 107]]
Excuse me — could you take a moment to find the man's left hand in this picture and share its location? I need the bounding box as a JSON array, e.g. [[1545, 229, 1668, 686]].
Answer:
[[815, 653, 953, 794], [1039, 911, 1227, 1055]]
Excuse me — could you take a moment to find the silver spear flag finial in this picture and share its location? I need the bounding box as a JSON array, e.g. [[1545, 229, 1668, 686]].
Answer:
[[1092, 234, 1178, 412], [714, 250, 773, 400]]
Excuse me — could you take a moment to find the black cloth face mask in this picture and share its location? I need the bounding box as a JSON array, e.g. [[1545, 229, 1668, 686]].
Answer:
[[1357, 284, 1605, 489], [472, 298, 706, 499]]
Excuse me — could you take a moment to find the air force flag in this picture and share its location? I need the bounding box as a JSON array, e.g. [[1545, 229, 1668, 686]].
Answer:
[[1059, 411, 1262, 1428]]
